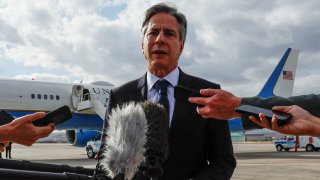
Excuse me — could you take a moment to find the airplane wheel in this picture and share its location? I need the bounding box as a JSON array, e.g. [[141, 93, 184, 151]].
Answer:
[[87, 146, 96, 159], [276, 145, 283, 151], [306, 144, 314, 152]]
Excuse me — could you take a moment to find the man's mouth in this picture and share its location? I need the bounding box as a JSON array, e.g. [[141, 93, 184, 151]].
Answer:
[[153, 50, 167, 55]]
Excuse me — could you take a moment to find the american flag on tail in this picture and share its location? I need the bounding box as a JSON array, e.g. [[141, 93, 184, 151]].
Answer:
[[283, 70, 293, 80]]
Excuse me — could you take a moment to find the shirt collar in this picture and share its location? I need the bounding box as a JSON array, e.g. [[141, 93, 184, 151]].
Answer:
[[147, 67, 179, 92]]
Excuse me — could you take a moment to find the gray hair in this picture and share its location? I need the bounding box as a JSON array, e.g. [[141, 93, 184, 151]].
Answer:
[[141, 3, 187, 43]]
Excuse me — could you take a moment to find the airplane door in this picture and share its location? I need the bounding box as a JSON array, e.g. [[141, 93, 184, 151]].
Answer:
[[72, 85, 93, 111], [72, 85, 84, 109]]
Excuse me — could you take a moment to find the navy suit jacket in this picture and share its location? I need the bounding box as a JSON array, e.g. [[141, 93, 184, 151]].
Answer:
[[95, 68, 236, 180]]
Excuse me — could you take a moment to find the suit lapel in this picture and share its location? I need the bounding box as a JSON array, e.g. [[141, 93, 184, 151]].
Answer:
[[135, 73, 148, 101], [170, 69, 191, 130]]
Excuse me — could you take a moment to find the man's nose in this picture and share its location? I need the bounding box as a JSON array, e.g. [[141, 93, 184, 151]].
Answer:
[[155, 31, 165, 44]]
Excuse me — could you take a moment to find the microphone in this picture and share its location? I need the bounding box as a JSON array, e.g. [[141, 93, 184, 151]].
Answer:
[[0, 168, 93, 180], [99, 101, 169, 180], [101, 102, 148, 180], [0, 159, 94, 176], [139, 101, 169, 179]]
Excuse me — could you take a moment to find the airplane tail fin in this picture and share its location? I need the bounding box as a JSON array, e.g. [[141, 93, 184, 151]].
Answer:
[[258, 48, 299, 98], [228, 48, 299, 133]]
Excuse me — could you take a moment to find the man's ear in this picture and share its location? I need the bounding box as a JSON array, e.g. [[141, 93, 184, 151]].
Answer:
[[179, 41, 184, 55], [141, 41, 144, 54]]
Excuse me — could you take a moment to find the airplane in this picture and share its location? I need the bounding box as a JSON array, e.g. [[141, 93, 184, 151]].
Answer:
[[0, 48, 299, 147], [228, 48, 299, 132], [0, 80, 114, 146]]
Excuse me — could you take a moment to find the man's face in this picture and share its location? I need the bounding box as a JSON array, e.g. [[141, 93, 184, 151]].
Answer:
[[142, 13, 184, 76]]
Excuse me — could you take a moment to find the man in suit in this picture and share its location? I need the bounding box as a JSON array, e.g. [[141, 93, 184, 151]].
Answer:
[[94, 2, 236, 180], [188, 88, 320, 136]]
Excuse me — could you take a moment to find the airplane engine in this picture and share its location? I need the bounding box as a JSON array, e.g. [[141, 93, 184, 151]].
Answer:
[[66, 129, 100, 147]]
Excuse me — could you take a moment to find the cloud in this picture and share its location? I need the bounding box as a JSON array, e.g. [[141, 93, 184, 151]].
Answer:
[[0, 0, 319, 96]]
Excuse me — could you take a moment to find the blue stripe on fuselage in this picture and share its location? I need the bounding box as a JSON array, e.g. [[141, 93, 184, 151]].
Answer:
[[7, 111, 103, 130]]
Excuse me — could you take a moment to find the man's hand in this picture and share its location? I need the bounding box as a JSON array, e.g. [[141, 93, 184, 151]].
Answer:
[[249, 105, 320, 136], [188, 89, 241, 120], [5, 112, 55, 146]]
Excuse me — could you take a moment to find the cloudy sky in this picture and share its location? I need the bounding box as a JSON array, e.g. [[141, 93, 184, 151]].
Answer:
[[0, 0, 319, 97]]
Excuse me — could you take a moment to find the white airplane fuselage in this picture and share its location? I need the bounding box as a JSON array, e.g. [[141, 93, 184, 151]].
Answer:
[[0, 79, 114, 131]]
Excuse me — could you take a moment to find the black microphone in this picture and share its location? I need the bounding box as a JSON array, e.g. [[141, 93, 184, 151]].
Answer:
[[0, 168, 92, 180], [99, 101, 169, 180], [139, 101, 169, 179], [0, 159, 94, 176], [101, 102, 148, 180]]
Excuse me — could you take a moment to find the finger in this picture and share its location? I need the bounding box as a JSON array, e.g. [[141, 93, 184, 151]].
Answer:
[[29, 112, 46, 122], [48, 123, 55, 130], [196, 106, 205, 115], [270, 114, 280, 130], [259, 113, 272, 129], [196, 106, 209, 116], [17, 112, 46, 123], [272, 106, 287, 112], [188, 97, 207, 106], [249, 116, 263, 127], [202, 115, 211, 119], [199, 89, 217, 96], [45, 124, 55, 134], [196, 106, 200, 114], [34, 125, 54, 138]]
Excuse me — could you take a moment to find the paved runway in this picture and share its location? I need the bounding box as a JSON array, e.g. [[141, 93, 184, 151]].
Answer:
[[233, 143, 320, 180], [2, 142, 320, 180]]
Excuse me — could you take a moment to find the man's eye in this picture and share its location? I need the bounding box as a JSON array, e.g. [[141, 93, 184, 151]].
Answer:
[[165, 31, 175, 37], [148, 31, 158, 36]]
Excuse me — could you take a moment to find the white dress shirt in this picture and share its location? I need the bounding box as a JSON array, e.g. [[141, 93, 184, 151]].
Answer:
[[147, 67, 179, 127]]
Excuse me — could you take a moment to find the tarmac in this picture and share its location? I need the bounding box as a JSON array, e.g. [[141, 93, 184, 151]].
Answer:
[[2, 142, 320, 180]]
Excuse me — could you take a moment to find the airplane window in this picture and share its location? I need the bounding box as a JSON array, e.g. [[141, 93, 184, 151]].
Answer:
[[44, 94, 48, 100], [50, 95, 54, 100], [56, 95, 60, 100], [31, 94, 35, 99], [38, 94, 41, 99]]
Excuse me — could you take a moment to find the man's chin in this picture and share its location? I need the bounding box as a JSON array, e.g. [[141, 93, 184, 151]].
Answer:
[[153, 60, 169, 67], [151, 54, 167, 60]]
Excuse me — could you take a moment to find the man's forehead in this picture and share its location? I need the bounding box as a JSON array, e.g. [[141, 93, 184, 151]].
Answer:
[[147, 13, 179, 31], [147, 23, 177, 31]]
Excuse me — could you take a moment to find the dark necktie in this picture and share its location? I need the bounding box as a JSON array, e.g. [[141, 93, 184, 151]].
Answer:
[[154, 79, 170, 127]]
